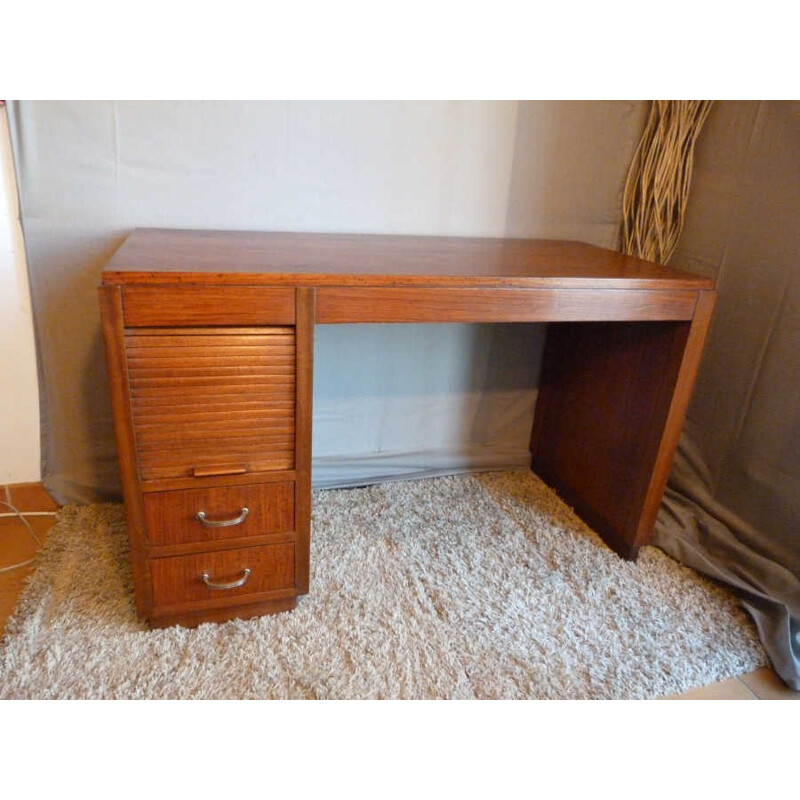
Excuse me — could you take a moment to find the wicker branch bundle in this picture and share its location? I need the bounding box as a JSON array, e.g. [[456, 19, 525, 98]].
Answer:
[[621, 100, 714, 264]]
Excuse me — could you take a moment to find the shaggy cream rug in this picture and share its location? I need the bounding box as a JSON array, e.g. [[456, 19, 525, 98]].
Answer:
[[0, 470, 767, 699]]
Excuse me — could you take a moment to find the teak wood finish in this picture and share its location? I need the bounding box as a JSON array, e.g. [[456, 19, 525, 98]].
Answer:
[[100, 228, 715, 628], [126, 327, 297, 480]]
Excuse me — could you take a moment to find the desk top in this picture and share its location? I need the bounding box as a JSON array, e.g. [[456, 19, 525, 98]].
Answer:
[[102, 228, 713, 291]]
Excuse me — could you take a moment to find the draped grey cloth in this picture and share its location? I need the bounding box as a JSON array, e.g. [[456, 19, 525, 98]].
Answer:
[[652, 101, 800, 689], [8, 100, 798, 687], [7, 100, 644, 501]]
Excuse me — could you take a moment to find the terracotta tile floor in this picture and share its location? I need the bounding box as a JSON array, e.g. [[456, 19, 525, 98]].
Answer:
[[1, 483, 60, 639], [1, 481, 797, 699]]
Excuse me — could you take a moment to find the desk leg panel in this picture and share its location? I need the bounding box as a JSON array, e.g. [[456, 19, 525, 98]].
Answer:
[[530, 291, 714, 558], [98, 285, 152, 616], [294, 288, 315, 594]]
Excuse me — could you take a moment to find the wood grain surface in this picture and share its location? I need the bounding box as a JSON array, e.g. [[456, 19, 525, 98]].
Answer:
[[98, 285, 153, 617], [100, 228, 716, 628], [529, 291, 716, 558], [316, 286, 698, 323], [125, 327, 296, 480], [103, 229, 713, 290], [293, 288, 315, 594], [143, 481, 295, 548], [122, 285, 296, 326], [150, 542, 296, 610]]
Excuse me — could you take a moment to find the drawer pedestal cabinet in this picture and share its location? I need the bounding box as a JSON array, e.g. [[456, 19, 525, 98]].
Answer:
[[99, 229, 715, 629]]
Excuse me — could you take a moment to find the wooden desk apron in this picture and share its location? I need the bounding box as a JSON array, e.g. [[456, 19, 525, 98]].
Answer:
[[99, 229, 715, 629]]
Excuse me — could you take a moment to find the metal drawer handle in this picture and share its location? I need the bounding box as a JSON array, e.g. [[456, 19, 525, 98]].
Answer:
[[200, 568, 251, 590], [195, 507, 250, 527]]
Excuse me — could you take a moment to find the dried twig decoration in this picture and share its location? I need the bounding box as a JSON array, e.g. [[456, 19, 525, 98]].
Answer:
[[621, 100, 714, 264]]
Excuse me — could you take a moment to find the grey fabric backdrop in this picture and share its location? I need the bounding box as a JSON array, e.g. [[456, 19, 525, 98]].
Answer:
[[9, 100, 798, 687], [652, 101, 800, 689], [7, 100, 644, 501]]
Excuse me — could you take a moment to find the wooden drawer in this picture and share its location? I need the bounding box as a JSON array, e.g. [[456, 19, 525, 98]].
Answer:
[[143, 482, 295, 547], [150, 542, 296, 609], [126, 327, 296, 480], [122, 286, 296, 327]]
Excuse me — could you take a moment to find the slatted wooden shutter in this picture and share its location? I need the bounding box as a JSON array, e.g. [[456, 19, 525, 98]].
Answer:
[[125, 327, 296, 480]]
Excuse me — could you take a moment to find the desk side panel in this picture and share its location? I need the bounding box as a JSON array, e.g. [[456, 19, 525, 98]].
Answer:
[[293, 288, 315, 593], [98, 285, 153, 617], [530, 290, 715, 557]]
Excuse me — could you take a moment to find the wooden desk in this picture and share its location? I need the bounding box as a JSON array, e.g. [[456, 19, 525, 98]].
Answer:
[[99, 229, 715, 628]]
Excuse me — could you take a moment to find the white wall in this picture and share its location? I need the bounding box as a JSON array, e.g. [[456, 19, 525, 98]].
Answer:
[[0, 105, 41, 483]]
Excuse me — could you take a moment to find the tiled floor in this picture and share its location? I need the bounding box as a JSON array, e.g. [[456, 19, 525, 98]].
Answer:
[[1, 482, 60, 638], [0, 481, 797, 699]]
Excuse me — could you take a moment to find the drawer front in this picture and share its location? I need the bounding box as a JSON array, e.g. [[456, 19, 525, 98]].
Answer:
[[122, 286, 296, 327], [143, 482, 294, 547], [126, 327, 296, 480], [150, 542, 296, 608]]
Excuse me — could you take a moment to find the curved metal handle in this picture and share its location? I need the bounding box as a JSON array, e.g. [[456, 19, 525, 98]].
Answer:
[[195, 507, 249, 528], [200, 568, 251, 590]]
